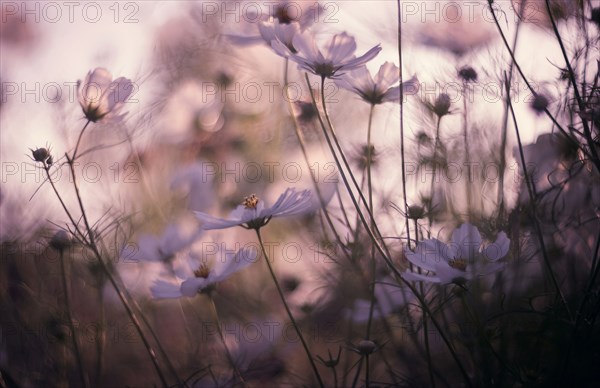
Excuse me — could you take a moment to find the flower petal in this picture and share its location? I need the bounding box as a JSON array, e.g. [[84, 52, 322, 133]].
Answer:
[[180, 278, 208, 297], [151, 280, 183, 299], [483, 232, 510, 261], [450, 223, 482, 262], [213, 247, 258, 281]]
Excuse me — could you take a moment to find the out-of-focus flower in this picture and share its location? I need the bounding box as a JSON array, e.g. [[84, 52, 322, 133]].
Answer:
[[407, 205, 425, 220], [257, 19, 300, 52], [404, 224, 509, 284], [226, 1, 319, 49], [151, 247, 257, 298], [347, 277, 412, 323], [128, 222, 203, 263], [273, 32, 381, 79], [458, 66, 478, 82], [49, 230, 73, 253], [194, 188, 314, 230], [427, 93, 452, 117], [336, 62, 419, 105], [348, 339, 382, 356], [170, 162, 215, 212], [418, 18, 494, 57], [77, 68, 133, 123], [530, 94, 550, 114]]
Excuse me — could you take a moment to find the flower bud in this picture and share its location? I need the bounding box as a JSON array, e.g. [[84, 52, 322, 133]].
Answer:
[[592, 8, 600, 29], [356, 340, 377, 355], [458, 66, 477, 82], [31, 147, 50, 163], [433, 94, 451, 117], [49, 230, 72, 252], [407, 205, 425, 220]]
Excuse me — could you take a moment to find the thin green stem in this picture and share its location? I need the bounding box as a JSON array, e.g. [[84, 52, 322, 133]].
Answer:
[[496, 9, 523, 221], [365, 354, 370, 388], [306, 75, 388, 261], [317, 76, 392, 259], [208, 296, 248, 387], [65, 122, 170, 387], [397, 0, 413, 252], [427, 116, 442, 238], [255, 229, 324, 388], [414, 220, 435, 388], [71, 120, 92, 162], [462, 82, 473, 220], [59, 250, 89, 388], [94, 278, 105, 388], [365, 103, 377, 339]]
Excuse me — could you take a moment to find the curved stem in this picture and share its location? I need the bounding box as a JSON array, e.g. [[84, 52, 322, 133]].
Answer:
[[65, 122, 170, 386], [255, 229, 324, 388], [72, 120, 92, 162], [317, 76, 391, 259]]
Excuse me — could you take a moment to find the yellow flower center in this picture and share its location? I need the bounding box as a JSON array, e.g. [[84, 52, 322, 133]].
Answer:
[[242, 194, 259, 209], [448, 258, 467, 271], [194, 263, 211, 278]]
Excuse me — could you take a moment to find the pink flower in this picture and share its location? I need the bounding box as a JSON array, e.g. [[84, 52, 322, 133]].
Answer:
[[77, 68, 133, 122], [273, 31, 381, 79], [336, 62, 419, 104]]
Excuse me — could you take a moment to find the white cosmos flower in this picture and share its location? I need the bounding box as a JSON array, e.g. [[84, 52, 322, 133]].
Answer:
[[126, 222, 203, 263], [194, 188, 314, 230], [348, 277, 413, 323], [272, 31, 382, 79], [225, 1, 319, 48], [77, 67, 133, 123], [404, 224, 509, 285], [336, 62, 420, 105], [151, 247, 258, 298], [258, 19, 300, 52]]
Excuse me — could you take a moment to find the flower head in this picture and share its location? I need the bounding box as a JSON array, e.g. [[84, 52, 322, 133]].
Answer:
[[151, 247, 257, 298], [194, 188, 314, 230], [404, 223, 509, 285], [336, 62, 419, 104], [273, 31, 381, 79], [77, 67, 133, 123]]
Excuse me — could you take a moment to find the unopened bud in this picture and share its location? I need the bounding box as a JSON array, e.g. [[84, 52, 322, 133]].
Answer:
[[433, 94, 451, 117]]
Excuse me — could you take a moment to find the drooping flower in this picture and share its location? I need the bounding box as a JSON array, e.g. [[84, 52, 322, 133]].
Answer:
[[272, 31, 381, 79], [336, 62, 419, 105], [151, 247, 257, 298], [77, 67, 133, 122], [194, 188, 314, 230], [403, 223, 509, 284]]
